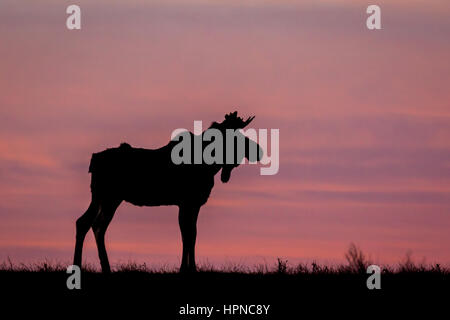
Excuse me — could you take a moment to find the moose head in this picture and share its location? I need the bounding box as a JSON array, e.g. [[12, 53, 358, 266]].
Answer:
[[213, 111, 263, 183]]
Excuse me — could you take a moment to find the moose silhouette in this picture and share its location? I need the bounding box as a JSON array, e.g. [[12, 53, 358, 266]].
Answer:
[[73, 112, 263, 273]]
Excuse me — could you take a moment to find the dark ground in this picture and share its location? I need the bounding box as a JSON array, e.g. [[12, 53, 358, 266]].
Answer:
[[0, 265, 448, 318]]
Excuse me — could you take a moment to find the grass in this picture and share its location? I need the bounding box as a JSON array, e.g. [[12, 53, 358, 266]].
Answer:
[[2, 250, 447, 275], [1, 246, 448, 318], [1, 251, 448, 276]]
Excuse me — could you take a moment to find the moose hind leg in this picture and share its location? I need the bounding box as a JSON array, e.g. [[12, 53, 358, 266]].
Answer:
[[74, 200, 99, 268], [92, 200, 121, 273]]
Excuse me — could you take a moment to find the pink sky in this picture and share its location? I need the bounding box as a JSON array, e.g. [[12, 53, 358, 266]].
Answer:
[[1, 0, 450, 268]]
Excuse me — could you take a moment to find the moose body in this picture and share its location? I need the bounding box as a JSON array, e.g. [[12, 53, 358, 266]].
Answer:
[[90, 142, 216, 207], [73, 112, 261, 273]]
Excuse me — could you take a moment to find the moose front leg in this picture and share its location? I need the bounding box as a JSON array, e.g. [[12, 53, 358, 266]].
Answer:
[[178, 205, 200, 273]]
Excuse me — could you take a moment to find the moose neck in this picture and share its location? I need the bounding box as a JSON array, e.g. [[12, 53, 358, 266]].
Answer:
[[199, 126, 233, 179]]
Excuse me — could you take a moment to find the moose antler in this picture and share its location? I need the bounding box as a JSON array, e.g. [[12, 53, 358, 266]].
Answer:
[[225, 111, 238, 120], [243, 116, 255, 127], [224, 111, 255, 128]]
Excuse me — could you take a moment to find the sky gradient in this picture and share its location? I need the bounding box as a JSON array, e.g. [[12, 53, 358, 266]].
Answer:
[[1, 0, 450, 268]]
